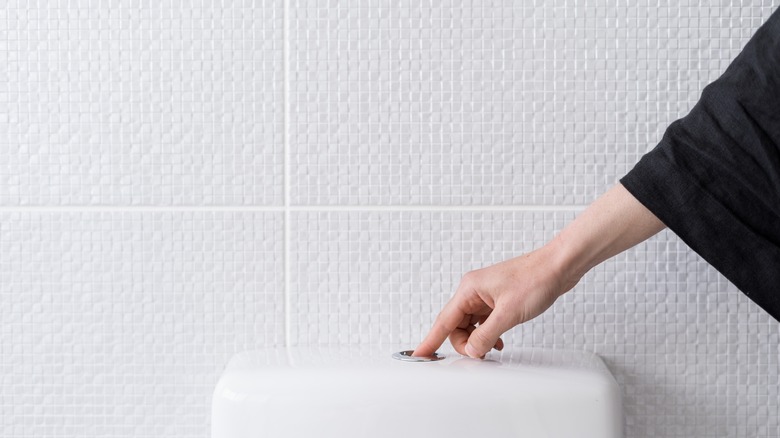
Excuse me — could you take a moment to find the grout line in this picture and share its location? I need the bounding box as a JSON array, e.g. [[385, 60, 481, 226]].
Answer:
[[0, 205, 589, 212], [287, 205, 589, 212], [282, 0, 292, 350], [0, 206, 287, 212]]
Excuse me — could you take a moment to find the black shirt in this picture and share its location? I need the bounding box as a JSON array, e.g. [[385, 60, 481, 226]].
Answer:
[[620, 7, 780, 321]]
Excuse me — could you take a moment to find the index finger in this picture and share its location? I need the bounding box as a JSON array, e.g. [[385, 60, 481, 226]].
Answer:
[[412, 299, 465, 357]]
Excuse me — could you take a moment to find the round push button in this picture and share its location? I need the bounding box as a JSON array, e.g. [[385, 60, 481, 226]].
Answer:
[[391, 350, 444, 362]]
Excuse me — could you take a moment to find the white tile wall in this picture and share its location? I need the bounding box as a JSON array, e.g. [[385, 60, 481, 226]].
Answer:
[[1, 1, 778, 437], [289, 0, 768, 206], [0, 212, 284, 436], [0, 1, 284, 205]]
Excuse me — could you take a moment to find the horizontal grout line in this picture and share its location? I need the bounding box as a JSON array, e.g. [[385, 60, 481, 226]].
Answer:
[[0, 205, 588, 212], [286, 205, 588, 212], [0, 206, 286, 212]]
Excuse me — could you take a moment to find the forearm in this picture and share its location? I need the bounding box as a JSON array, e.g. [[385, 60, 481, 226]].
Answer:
[[549, 183, 666, 290]]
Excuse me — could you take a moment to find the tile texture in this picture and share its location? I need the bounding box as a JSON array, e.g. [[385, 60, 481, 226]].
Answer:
[[289, 0, 769, 205], [0, 1, 284, 205], [0, 212, 284, 437], [290, 211, 780, 437], [2, 1, 779, 438]]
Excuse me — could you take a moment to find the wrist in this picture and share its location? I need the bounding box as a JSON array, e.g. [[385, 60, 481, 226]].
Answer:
[[543, 234, 590, 296], [544, 184, 666, 297]]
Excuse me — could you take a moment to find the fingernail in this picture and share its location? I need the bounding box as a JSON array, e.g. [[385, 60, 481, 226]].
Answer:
[[465, 343, 479, 359]]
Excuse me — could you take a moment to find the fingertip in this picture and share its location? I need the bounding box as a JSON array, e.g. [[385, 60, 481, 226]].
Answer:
[[411, 343, 432, 357], [414, 304, 465, 358], [465, 343, 481, 359]]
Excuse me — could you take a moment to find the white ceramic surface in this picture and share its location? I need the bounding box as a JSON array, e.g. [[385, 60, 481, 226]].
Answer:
[[211, 346, 623, 438]]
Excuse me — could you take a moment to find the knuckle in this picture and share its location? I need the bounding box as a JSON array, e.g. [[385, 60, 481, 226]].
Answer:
[[460, 270, 479, 287], [470, 328, 493, 347]]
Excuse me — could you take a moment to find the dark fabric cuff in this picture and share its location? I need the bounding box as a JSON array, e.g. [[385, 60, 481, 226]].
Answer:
[[620, 145, 780, 321]]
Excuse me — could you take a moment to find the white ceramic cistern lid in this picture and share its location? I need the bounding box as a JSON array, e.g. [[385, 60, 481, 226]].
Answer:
[[212, 345, 623, 438]]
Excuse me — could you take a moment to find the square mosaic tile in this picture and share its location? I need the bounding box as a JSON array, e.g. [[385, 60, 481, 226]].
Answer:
[[0, 1, 284, 205], [0, 212, 284, 437]]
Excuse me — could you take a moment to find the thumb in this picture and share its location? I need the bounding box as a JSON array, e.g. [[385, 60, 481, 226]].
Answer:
[[465, 310, 512, 359]]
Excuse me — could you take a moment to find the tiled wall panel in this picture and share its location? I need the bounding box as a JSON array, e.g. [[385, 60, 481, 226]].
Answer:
[[0, 1, 284, 206], [2, 1, 779, 437], [0, 212, 284, 436], [290, 211, 780, 437], [289, 1, 770, 205]]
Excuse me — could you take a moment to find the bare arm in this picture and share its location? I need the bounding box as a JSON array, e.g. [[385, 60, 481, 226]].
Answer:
[[413, 183, 665, 358]]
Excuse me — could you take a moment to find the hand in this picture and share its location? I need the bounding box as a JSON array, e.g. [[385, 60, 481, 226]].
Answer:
[[413, 241, 579, 359], [413, 184, 665, 359]]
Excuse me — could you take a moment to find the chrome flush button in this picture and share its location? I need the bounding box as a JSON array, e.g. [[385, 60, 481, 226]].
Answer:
[[392, 350, 444, 362]]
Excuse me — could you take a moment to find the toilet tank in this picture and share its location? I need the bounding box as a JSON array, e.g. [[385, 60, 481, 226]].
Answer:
[[211, 346, 622, 438]]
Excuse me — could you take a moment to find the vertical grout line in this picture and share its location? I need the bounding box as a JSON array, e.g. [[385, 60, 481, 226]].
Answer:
[[282, 0, 292, 349]]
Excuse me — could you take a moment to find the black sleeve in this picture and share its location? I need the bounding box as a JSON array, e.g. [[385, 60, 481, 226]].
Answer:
[[620, 7, 780, 321]]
